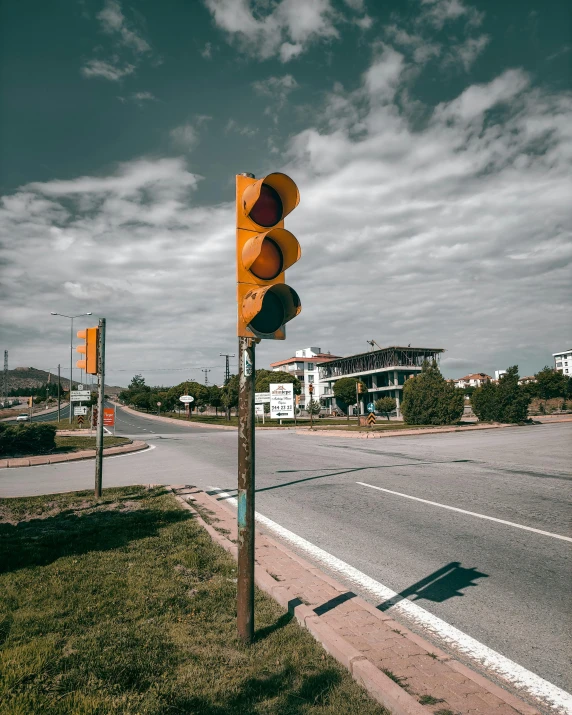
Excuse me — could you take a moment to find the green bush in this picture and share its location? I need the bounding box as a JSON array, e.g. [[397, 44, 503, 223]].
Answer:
[[0, 423, 57, 457], [471, 366, 530, 423], [401, 360, 464, 425]]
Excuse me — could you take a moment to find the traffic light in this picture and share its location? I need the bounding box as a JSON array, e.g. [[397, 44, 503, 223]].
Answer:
[[236, 172, 302, 339], [76, 327, 99, 375]]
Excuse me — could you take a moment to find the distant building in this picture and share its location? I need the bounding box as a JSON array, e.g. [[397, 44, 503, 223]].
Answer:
[[553, 349, 572, 375], [494, 370, 507, 381], [319, 346, 444, 417], [454, 373, 492, 389], [270, 347, 341, 408], [518, 376, 536, 385]]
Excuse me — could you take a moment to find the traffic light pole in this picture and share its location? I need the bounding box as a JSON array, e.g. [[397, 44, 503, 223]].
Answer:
[[237, 336, 255, 644], [95, 317, 106, 498]]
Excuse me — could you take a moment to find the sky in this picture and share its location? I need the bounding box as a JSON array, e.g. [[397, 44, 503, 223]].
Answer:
[[1, 0, 571, 387]]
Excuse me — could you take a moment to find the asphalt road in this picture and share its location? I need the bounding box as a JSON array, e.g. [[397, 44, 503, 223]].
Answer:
[[1, 407, 570, 702]]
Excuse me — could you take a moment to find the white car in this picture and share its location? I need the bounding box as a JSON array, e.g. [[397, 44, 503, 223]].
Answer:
[[16, 414, 30, 422]]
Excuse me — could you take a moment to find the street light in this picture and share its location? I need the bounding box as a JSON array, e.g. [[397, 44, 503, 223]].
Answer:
[[51, 312, 92, 423]]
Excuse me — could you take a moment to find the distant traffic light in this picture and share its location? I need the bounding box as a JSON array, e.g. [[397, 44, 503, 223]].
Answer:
[[76, 327, 99, 375], [236, 172, 302, 339]]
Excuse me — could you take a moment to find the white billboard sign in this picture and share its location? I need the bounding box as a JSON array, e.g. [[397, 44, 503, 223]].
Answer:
[[179, 395, 195, 403], [270, 383, 294, 419], [74, 406, 88, 416], [255, 392, 271, 403], [255, 404, 264, 416]]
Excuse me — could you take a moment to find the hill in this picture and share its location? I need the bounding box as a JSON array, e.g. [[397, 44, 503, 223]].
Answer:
[[3, 367, 123, 395]]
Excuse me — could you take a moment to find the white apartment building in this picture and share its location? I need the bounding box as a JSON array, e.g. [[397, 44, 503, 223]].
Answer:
[[553, 349, 572, 375], [269, 347, 340, 408], [454, 373, 492, 388]]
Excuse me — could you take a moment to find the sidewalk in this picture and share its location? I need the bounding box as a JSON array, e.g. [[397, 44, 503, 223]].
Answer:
[[172, 485, 542, 715], [0, 440, 148, 469]]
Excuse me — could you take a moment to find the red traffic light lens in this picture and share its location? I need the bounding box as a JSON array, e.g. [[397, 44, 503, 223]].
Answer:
[[250, 238, 283, 280], [249, 184, 283, 227], [249, 290, 285, 334]]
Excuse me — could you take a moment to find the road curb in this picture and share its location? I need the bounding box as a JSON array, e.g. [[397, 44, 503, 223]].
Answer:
[[170, 485, 540, 715], [0, 440, 148, 469], [116, 403, 237, 430], [296, 422, 523, 438]]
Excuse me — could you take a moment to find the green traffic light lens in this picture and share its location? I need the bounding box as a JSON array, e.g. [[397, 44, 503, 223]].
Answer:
[[249, 290, 285, 334]]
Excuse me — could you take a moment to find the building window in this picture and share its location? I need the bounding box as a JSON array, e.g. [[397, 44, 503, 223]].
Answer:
[[307, 362, 314, 371], [307, 375, 314, 383]]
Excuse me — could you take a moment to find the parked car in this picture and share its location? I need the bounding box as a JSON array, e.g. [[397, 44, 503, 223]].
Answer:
[[16, 414, 30, 421]]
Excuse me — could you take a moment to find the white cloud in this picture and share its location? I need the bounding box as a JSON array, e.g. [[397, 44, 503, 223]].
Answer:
[[82, 0, 151, 81], [225, 119, 258, 137], [81, 59, 136, 81], [201, 42, 213, 59], [97, 0, 150, 54], [364, 46, 405, 102], [170, 124, 199, 150], [450, 34, 489, 71], [204, 0, 339, 62]]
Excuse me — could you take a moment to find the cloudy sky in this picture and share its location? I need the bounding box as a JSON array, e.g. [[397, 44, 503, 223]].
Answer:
[[1, 0, 570, 387]]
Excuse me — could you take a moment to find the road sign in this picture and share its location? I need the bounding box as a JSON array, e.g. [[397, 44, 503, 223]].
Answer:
[[78, 384, 84, 391], [156, 401, 162, 407], [367, 402, 375, 412], [179, 395, 194, 403], [254, 404, 264, 416], [71, 390, 90, 402], [77, 415, 84, 426], [74, 406, 88, 416], [367, 412, 376, 426], [255, 392, 270, 403], [270, 383, 294, 419], [103, 408, 115, 426]]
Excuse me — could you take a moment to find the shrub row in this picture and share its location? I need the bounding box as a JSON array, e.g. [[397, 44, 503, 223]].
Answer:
[[0, 423, 57, 457]]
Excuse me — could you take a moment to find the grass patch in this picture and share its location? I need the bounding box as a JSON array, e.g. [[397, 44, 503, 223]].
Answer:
[[418, 694, 444, 705], [0, 487, 388, 714], [54, 435, 129, 452], [381, 668, 408, 689]]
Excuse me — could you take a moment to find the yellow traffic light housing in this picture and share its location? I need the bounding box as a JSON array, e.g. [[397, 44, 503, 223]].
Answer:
[[236, 172, 301, 339], [76, 327, 99, 375]]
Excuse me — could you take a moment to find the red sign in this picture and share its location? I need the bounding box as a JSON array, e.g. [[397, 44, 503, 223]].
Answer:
[[103, 408, 115, 426]]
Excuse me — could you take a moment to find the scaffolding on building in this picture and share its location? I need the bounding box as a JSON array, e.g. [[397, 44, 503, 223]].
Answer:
[[319, 346, 444, 380]]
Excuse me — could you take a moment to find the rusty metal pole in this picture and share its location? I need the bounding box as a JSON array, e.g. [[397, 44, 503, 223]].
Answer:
[[237, 335, 255, 643], [94, 317, 106, 498]]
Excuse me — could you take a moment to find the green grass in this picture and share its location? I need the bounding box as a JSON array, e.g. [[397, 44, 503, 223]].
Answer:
[[55, 435, 129, 452], [0, 487, 388, 714]]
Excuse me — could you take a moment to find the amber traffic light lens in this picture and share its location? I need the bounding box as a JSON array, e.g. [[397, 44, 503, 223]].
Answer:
[[249, 184, 283, 227], [249, 290, 285, 334], [250, 238, 283, 280]]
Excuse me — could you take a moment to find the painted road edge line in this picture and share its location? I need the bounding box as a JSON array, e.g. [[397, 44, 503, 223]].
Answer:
[[209, 486, 572, 715], [356, 481, 572, 543]]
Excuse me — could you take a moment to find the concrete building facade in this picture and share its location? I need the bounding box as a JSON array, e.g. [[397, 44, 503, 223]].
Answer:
[[270, 347, 340, 408], [454, 373, 492, 388], [553, 349, 572, 375], [319, 346, 444, 417]]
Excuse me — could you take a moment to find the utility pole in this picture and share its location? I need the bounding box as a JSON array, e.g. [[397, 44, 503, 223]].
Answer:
[[3, 350, 7, 404], [95, 318, 106, 498], [237, 337, 255, 643], [220, 353, 235, 384], [202, 368, 211, 385], [57, 364, 61, 422]]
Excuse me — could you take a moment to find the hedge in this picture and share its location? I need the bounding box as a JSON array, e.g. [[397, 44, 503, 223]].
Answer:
[[0, 423, 57, 457]]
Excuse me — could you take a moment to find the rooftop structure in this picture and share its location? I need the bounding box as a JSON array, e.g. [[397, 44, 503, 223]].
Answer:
[[270, 347, 341, 407], [553, 349, 572, 375]]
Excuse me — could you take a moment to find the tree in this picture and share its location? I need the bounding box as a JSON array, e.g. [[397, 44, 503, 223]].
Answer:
[[255, 369, 301, 395], [209, 385, 222, 416], [221, 374, 239, 420], [534, 367, 569, 404], [375, 396, 396, 421], [401, 360, 464, 425], [472, 365, 531, 423], [333, 377, 367, 423], [307, 399, 321, 415]]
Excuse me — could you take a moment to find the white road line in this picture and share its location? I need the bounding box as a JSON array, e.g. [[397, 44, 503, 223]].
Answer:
[[356, 482, 572, 543], [208, 485, 572, 715]]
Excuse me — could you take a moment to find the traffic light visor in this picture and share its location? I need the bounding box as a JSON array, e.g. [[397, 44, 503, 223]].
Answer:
[[242, 284, 301, 336], [242, 173, 300, 227], [242, 228, 301, 281]]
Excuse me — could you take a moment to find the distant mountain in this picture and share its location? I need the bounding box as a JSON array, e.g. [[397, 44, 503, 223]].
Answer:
[[4, 367, 123, 395]]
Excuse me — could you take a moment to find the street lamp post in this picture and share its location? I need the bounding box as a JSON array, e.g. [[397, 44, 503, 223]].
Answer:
[[51, 312, 92, 423]]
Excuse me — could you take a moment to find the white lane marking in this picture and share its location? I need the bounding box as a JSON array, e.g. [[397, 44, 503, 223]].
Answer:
[[105, 443, 156, 460], [208, 486, 572, 714], [357, 482, 572, 543]]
